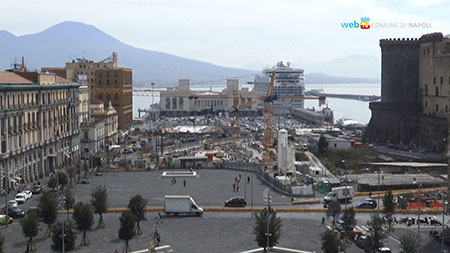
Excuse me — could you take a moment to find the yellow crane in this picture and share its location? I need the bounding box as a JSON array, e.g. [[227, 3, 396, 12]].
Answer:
[[262, 72, 326, 171]]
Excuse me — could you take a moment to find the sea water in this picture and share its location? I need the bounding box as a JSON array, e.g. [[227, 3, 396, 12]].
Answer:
[[133, 83, 381, 124]]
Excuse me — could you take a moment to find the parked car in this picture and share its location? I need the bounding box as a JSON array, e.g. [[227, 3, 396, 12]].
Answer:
[[376, 247, 392, 253], [8, 200, 18, 208], [354, 199, 377, 209], [15, 193, 27, 204], [0, 214, 13, 225], [23, 190, 33, 200], [5, 207, 25, 219], [224, 197, 246, 207], [32, 185, 44, 194]]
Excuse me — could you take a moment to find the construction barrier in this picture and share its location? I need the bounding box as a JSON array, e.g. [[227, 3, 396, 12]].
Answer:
[[291, 200, 321, 205], [355, 186, 447, 197]]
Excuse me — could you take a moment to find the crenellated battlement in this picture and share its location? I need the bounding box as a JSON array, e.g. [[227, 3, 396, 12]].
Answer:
[[419, 32, 444, 43], [380, 37, 419, 47]]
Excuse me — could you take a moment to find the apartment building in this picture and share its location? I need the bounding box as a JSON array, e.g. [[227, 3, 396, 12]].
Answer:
[[0, 72, 80, 191]]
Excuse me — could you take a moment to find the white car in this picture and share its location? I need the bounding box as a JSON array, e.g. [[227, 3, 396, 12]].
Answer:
[[23, 191, 32, 200], [15, 193, 27, 204]]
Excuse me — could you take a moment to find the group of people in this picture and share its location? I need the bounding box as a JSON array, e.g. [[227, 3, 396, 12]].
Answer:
[[232, 173, 250, 192]]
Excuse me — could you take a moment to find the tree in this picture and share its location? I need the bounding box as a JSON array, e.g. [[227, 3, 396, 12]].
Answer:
[[366, 214, 386, 251], [342, 207, 356, 234], [253, 208, 282, 252], [83, 162, 89, 177], [66, 165, 77, 186], [91, 185, 109, 228], [118, 211, 136, 253], [38, 192, 58, 237], [51, 221, 76, 252], [321, 230, 342, 253], [72, 202, 94, 246], [64, 188, 75, 220], [326, 201, 341, 229], [93, 155, 102, 170], [400, 232, 417, 253], [48, 176, 58, 190], [318, 134, 328, 155], [128, 194, 147, 235], [20, 212, 39, 252], [48, 172, 69, 191], [0, 233, 4, 253], [383, 190, 395, 231]]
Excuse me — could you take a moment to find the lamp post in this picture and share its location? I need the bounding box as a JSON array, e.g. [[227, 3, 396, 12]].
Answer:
[[377, 168, 381, 213], [151, 82, 155, 105], [414, 178, 422, 252], [264, 193, 272, 251], [342, 160, 348, 210], [441, 193, 447, 253]]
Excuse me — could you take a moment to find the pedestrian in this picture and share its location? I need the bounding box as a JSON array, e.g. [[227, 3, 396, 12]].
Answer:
[[237, 184, 239, 192], [174, 177, 177, 184], [233, 183, 236, 192], [239, 174, 241, 180], [369, 192, 372, 198], [235, 177, 238, 182], [183, 180, 186, 187], [247, 176, 250, 183]]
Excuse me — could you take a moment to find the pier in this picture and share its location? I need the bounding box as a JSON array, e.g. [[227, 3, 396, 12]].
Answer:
[[305, 90, 380, 102]]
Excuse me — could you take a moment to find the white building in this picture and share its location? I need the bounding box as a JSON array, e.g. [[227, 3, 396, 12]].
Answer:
[[277, 129, 288, 174], [160, 79, 257, 116]]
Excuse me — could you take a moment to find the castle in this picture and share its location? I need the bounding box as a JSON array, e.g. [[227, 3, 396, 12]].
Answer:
[[364, 32, 450, 153]]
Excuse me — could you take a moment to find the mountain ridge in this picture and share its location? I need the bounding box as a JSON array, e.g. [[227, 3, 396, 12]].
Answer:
[[0, 21, 379, 86]]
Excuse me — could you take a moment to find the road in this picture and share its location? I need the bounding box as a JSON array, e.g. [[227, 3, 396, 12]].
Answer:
[[1, 169, 449, 252]]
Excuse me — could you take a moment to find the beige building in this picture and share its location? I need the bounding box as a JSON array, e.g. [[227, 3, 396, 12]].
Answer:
[[79, 85, 90, 124], [160, 79, 257, 116], [419, 34, 450, 118], [0, 72, 80, 191], [90, 98, 118, 146]]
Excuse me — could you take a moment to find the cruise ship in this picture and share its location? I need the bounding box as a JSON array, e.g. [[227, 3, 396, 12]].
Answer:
[[252, 61, 305, 115]]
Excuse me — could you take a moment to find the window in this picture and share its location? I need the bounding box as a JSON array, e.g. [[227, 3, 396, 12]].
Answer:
[[441, 76, 444, 84], [436, 104, 439, 112], [425, 101, 428, 108], [172, 98, 177, 109], [166, 98, 171, 109], [435, 87, 439, 96], [98, 72, 103, 78], [434, 76, 436, 84], [106, 72, 111, 78], [114, 71, 118, 78]]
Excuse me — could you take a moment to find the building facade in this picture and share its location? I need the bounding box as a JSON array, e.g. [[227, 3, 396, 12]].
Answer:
[[90, 98, 118, 146], [0, 72, 80, 191], [364, 32, 450, 152], [160, 79, 257, 116], [42, 53, 132, 134]]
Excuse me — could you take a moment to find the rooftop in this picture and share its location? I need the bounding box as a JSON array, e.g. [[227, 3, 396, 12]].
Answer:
[[0, 72, 33, 84]]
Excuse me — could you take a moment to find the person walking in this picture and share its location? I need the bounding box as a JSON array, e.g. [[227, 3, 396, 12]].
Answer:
[[236, 184, 239, 192], [183, 180, 186, 187], [233, 183, 236, 192], [247, 176, 250, 183]]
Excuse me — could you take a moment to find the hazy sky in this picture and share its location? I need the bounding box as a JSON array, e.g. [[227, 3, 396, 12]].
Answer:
[[1, 0, 449, 69]]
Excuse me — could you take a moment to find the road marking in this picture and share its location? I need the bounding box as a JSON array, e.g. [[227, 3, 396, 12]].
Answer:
[[386, 233, 400, 244]]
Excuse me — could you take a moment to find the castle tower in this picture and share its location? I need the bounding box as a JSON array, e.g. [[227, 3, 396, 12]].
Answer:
[[364, 38, 422, 144]]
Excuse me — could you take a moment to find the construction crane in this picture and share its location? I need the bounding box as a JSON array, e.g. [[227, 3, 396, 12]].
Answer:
[[262, 72, 326, 171], [263, 72, 277, 170], [230, 90, 258, 138]]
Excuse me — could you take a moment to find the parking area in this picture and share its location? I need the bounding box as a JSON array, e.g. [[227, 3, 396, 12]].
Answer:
[[72, 169, 293, 207]]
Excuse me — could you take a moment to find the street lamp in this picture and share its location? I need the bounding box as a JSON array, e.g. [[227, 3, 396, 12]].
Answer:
[[441, 193, 448, 253], [151, 82, 156, 106], [264, 193, 272, 251], [413, 178, 422, 252], [342, 160, 348, 210]]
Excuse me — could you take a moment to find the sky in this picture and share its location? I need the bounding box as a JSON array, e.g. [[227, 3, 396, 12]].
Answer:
[[0, 0, 449, 69]]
